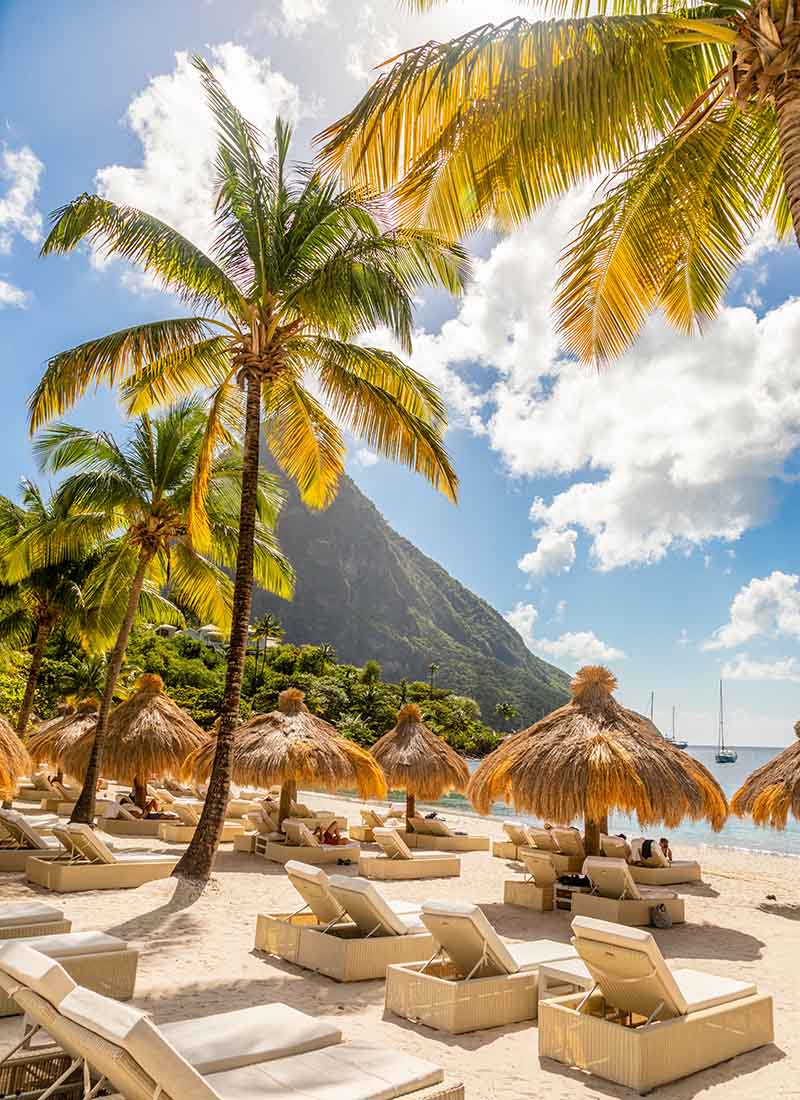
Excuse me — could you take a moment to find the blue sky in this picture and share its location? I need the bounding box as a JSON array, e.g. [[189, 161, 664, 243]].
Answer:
[[3, 0, 800, 746]]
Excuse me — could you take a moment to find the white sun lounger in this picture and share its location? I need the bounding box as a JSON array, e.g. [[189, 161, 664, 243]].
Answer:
[[504, 849, 558, 911], [358, 828, 460, 881], [539, 915, 774, 1093], [0, 946, 463, 1100], [351, 805, 404, 842], [526, 826, 584, 874], [492, 819, 532, 860], [572, 857, 685, 925], [406, 816, 489, 853], [15, 773, 62, 802], [157, 800, 244, 844], [99, 801, 165, 838], [0, 902, 71, 940], [261, 820, 360, 866], [385, 900, 578, 1033], [0, 809, 63, 871], [628, 839, 703, 886], [26, 824, 177, 892]]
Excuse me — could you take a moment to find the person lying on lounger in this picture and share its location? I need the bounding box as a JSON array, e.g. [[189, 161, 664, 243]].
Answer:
[[660, 837, 673, 863]]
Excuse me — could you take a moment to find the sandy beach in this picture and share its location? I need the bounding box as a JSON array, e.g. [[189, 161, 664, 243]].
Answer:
[[0, 793, 795, 1099]]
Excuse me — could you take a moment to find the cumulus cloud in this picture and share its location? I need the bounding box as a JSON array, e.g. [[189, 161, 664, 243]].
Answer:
[[0, 278, 30, 309], [0, 145, 43, 254], [721, 653, 800, 683], [94, 44, 300, 267], [346, 4, 399, 82], [354, 447, 379, 467], [278, 0, 328, 36], [518, 527, 577, 577], [704, 571, 800, 650], [505, 601, 625, 669]]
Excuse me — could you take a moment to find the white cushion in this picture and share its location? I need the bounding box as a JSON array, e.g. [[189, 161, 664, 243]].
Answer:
[[421, 901, 519, 976], [0, 943, 76, 1006], [65, 823, 115, 864], [0, 902, 64, 929], [671, 969, 757, 1013], [285, 862, 344, 924], [328, 876, 409, 936], [507, 939, 577, 971], [16, 931, 127, 958], [59, 987, 219, 1100]]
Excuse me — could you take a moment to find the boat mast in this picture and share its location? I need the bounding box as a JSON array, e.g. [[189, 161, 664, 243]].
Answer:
[[672, 705, 676, 742], [649, 691, 654, 723], [718, 680, 724, 752]]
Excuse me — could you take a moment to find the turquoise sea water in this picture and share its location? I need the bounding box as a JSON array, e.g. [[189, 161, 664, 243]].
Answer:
[[393, 746, 800, 858]]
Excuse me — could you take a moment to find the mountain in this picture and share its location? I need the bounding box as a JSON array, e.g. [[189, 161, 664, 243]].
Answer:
[[252, 473, 571, 725]]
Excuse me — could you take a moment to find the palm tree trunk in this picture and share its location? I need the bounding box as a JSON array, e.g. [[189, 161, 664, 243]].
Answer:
[[17, 618, 53, 734], [776, 80, 800, 244], [174, 373, 263, 884], [406, 792, 415, 833], [69, 549, 151, 825], [278, 778, 296, 829], [583, 810, 608, 857]]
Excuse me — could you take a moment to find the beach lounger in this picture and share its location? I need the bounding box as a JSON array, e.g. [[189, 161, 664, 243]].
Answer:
[[0, 931, 138, 1017], [261, 819, 360, 866], [0, 902, 70, 940], [628, 839, 703, 886], [15, 773, 60, 803], [0, 809, 63, 872], [359, 827, 460, 881], [492, 819, 531, 860], [100, 801, 164, 838], [233, 806, 283, 853], [157, 799, 244, 844], [386, 900, 577, 1033], [550, 827, 585, 863], [256, 862, 435, 981], [38, 780, 81, 815], [526, 826, 584, 874], [571, 858, 685, 925], [351, 805, 403, 842], [504, 849, 558, 911], [406, 816, 490, 852], [26, 823, 178, 892], [0, 947, 463, 1100], [600, 833, 631, 860], [539, 916, 774, 1093]]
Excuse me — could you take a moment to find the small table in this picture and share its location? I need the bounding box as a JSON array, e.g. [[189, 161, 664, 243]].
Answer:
[[554, 883, 591, 911], [538, 957, 593, 1005]]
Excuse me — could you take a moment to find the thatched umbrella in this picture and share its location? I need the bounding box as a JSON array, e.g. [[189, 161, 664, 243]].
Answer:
[[184, 687, 387, 826], [60, 674, 207, 808], [732, 721, 800, 829], [0, 715, 30, 800], [26, 703, 95, 778], [467, 665, 728, 855], [370, 703, 470, 829]]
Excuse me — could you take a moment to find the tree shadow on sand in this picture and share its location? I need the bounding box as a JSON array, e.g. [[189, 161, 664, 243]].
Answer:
[[103, 877, 208, 943], [758, 901, 800, 920]]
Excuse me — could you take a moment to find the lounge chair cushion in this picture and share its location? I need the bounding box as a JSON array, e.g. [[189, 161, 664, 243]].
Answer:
[[0, 943, 77, 1007], [0, 902, 65, 929], [526, 827, 560, 853], [582, 857, 676, 900], [421, 901, 521, 976], [15, 931, 127, 959], [373, 828, 414, 860], [669, 969, 757, 1013], [409, 816, 451, 837], [161, 1004, 342, 1073], [59, 987, 219, 1100], [285, 861, 346, 924], [328, 876, 424, 936], [503, 821, 531, 846], [550, 827, 584, 858], [65, 824, 116, 864], [519, 849, 557, 886], [0, 810, 54, 849]]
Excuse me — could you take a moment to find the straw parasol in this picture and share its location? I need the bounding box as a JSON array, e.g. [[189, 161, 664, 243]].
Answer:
[[467, 665, 728, 855], [25, 703, 96, 777], [370, 703, 470, 828], [0, 715, 30, 800], [732, 721, 800, 829], [184, 687, 387, 825], [60, 674, 207, 808]]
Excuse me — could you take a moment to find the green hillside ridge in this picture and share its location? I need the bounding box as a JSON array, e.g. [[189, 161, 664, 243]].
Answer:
[[252, 472, 571, 725]]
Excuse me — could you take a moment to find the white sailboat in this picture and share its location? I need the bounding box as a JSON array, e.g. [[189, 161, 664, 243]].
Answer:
[[670, 705, 689, 750], [715, 680, 737, 764]]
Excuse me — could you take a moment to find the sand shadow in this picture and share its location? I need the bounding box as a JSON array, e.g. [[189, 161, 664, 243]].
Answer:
[[677, 882, 720, 899], [658, 921, 765, 962], [758, 901, 800, 920], [381, 1006, 533, 1050], [103, 877, 207, 942]]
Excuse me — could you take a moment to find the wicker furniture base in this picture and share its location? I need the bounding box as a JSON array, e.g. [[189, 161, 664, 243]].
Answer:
[[405, 834, 490, 853], [100, 818, 162, 838], [349, 825, 374, 842], [0, 1049, 84, 1099], [260, 839, 359, 865], [0, 918, 71, 940], [157, 821, 242, 844], [39, 799, 77, 815], [491, 840, 519, 861], [26, 857, 176, 892], [503, 880, 554, 911], [255, 911, 436, 981], [570, 893, 685, 926], [0, 947, 138, 1017], [539, 990, 774, 1094], [0, 848, 63, 873], [630, 863, 702, 886], [233, 831, 256, 853], [15, 788, 47, 802], [358, 853, 460, 880], [386, 959, 540, 1034], [519, 846, 583, 876]]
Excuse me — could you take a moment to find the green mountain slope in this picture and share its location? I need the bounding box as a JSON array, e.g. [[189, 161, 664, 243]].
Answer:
[[252, 474, 571, 725]]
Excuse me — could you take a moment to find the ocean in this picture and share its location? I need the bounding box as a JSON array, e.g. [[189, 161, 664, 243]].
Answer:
[[402, 746, 800, 858]]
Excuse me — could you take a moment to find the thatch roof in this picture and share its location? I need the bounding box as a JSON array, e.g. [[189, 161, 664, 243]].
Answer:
[[184, 688, 387, 800], [60, 674, 207, 784], [732, 721, 800, 829], [26, 703, 93, 768], [467, 665, 727, 830], [0, 716, 30, 798], [371, 703, 469, 800]]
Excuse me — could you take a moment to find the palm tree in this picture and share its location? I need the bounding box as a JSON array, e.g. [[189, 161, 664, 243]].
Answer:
[[428, 662, 440, 693], [251, 612, 283, 685], [495, 701, 519, 730], [35, 400, 292, 824], [0, 481, 110, 733], [33, 57, 467, 883], [319, 0, 795, 363]]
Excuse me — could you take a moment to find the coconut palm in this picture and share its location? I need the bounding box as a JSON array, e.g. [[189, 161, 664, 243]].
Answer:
[[33, 56, 467, 883], [251, 612, 283, 684], [0, 480, 110, 733], [320, 0, 795, 363], [35, 399, 293, 824]]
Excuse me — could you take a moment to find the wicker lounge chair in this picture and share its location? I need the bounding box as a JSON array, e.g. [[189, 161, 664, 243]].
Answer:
[[359, 828, 460, 881], [99, 802, 164, 838], [260, 819, 360, 866], [526, 826, 584, 875], [233, 806, 283, 853], [571, 858, 685, 925], [0, 902, 70, 940], [256, 862, 435, 982], [539, 916, 774, 1093], [628, 838, 703, 886], [0, 810, 63, 871], [0, 947, 463, 1100], [157, 799, 244, 844], [406, 816, 489, 852], [600, 833, 631, 859], [504, 849, 558, 911], [15, 773, 63, 803], [492, 820, 531, 860], [350, 805, 404, 842], [26, 824, 177, 892], [0, 932, 137, 1017], [385, 900, 577, 1033]]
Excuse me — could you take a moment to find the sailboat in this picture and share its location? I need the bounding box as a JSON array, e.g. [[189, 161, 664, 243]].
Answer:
[[715, 680, 737, 764], [670, 705, 689, 750]]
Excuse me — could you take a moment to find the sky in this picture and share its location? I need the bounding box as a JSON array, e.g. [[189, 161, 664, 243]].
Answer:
[[3, 0, 800, 747]]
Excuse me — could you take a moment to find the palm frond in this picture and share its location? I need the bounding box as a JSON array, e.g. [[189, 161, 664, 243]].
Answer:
[[263, 378, 346, 509], [122, 337, 234, 415]]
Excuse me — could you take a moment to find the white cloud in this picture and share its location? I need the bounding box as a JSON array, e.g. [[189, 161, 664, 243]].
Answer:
[[278, 0, 328, 36], [554, 599, 567, 622], [0, 145, 43, 254], [518, 527, 577, 576], [505, 601, 625, 670], [0, 278, 30, 308], [354, 447, 379, 467], [704, 571, 800, 650], [677, 628, 690, 646], [704, 554, 712, 569], [347, 4, 399, 82], [94, 44, 300, 270], [721, 653, 800, 683]]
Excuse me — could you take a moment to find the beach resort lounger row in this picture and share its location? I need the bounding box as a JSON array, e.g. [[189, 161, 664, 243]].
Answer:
[[571, 858, 686, 925], [260, 819, 361, 865], [405, 816, 490, 852], [493, 821, 586, 873], [503, 849, 559, 911], [601, 833, 703, 885], [0, 943, 463, 1100], [156, 799, 245, 844], [15, 773, 80, 806], [256, 861, 435, 981], [539, 916, 774, 1093], [26, 823, 177, 892], [358, 828, 460, 880], [350, 804, 405, 842], [0, 810, 63, 872], [0, 901, 71, 940]]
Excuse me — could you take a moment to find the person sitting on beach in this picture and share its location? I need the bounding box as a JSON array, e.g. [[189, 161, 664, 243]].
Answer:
[[615, 833, 632, 860], [637, 837, 666, 867], [320, 821, 349, 846], [660, 837, 673, 863]]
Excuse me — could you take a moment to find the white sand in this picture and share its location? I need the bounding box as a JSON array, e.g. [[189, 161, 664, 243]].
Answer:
[[0, 792, 794, 1098]]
